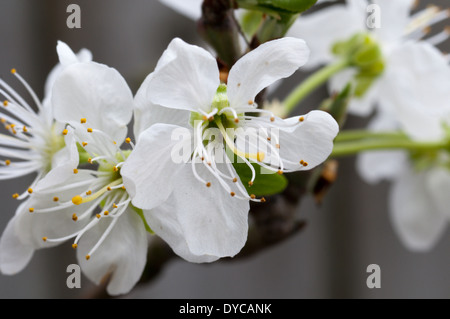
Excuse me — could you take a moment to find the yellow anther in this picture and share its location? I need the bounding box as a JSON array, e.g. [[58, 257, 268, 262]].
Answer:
[[300, 160, 305, 165], [85, 255, 90, 260], [42, 237, 48, 242], [202, 115, 208, 121], [10, 124, 15, 128], [0, 118, 6, 123], [12, 193, 19, 199], [257, 152, 265, 162], [72, 214, 78, 221], [113, 204, 118, 209], [206, 182, 211, 188], [248, 181, 254, 187], [72, 195, 83, 205], [299, 116, 305, 122], [73, 168, 79, 174], [233, 178, 238, 183], [125, 138, 131, 144], [96, 214, 101, 219], [113, 166, 118, 172], [62, 129, 68, 136], [87, 128, 93, 133], [11, 68, 16, 74], [121, 186, 126, 190], [303, 162, 308, 167], [104, 211, 109, 216], [80, 118, 87, 124], [29, 208, 34, 213], [234, 118, 239, 123], [261, 197, 266, 203], [82, 142, 88, 147], [230, 192, 236, 197], [270, 117, 275, 122], [113, 141, 117, 145], [267, 137, 271, 141], [250, 194, 256, 199], [5, 160, 11, 166], [72, 244, 78, 249], [11, 129, 17, 135], [53, 197, 59, 202], [277, 170, 283, 175], [248, 100, 254, 105], [27, 188, 33, 194], [4, 125, 10, 130], [86, 190, 92, 195], [88, 158, 93, 164], [208, 116, 214, 122], [3, 100, 8, 107], [275, 144, 280, 149], [107, 187, 112, 191], [22, 126, 28, 132]]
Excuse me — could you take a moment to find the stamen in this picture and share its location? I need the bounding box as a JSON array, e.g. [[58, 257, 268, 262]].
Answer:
[[28, 208, 34, 213], [71, 178, 123, 205], [80, 118, 87, 124], [72, 214, 78, 221], [62, 129, 68, 136]]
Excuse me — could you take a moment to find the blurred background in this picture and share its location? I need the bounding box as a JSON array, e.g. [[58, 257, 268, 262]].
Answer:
[[0, 0, 449, 298]]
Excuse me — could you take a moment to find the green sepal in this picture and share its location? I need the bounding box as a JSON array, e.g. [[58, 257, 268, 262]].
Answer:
[[233, 161, 288, 196], [132, 205, 154, 234]]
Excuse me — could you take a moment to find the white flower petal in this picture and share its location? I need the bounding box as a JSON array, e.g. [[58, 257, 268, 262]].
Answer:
[[357, 150, 408, 184], [145, 163, 249, 262], [52, 62, 133, 144], [389, 168, 447, 251], [43, 42, 92, 107], [133, 73, 190, 139], [0, 203, 35, 275], [77, 208, 148, 295], [35, 128, 79, 191], [121, 124, 192, 210], [328, 68, 381, 116], [355, 111, 407, 183], [426, 168, 450, 220], [227, 37, 310, 110], [146, 38, 220, 113], [380, 42, 450, 141], [372, 0, 415, 45], [287, 1, 366, 69], [159, 0, 202, 20], [15, 171, 96, 249]]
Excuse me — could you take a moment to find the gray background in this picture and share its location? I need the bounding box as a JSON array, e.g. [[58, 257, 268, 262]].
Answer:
[[0, 0, 449, 298]]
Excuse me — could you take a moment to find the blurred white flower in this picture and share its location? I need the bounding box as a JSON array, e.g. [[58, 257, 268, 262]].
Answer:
[[289, 0, 450, 124], [0, 58, 150, 296], [0, 41, 91, 200], [121, 37, 339, 263], [357, 111, 450, 251]]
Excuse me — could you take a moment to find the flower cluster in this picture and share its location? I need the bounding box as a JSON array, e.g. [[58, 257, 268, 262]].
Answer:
[[0, 38, 338, 294]]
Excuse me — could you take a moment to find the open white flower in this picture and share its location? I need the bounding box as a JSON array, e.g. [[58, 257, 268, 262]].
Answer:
[[0, 41, 91, 200], [357, 111, 450, 251], [0, 58, 149, 295], [289, 0, 450, 122], [121, 37, 339, 262]]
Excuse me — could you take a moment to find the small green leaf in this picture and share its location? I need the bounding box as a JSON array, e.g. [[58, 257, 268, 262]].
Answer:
[[233, 162, 288, 196], [237, 0, 317, 14], [259, 0, 318, 13]]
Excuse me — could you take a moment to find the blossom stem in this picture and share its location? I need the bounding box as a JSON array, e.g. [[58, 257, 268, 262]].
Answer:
[[282, 59, 351, 117], [334, 130, 407, 142], [331, 137, 448, 158]]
